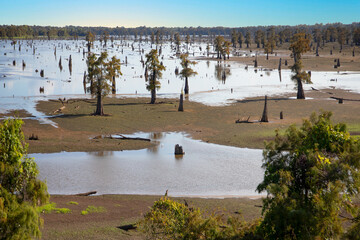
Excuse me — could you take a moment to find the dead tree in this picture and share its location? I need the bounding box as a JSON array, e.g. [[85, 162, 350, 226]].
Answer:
[[260, 95, 268, 122]]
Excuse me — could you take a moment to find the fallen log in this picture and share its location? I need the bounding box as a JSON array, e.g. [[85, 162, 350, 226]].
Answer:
[[75, 191, 97, 196], [330, 97, 360, 102], [113, 134, 151, 141], [235, 116, 253, 123]]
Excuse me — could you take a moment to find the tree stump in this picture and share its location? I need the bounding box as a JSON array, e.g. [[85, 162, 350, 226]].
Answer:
[[260, 95, 269, 122], [280, 111, 283, 119], [175, 144, 184, 155], [178, 93, 184, 111], [338, 98, 343, 104]]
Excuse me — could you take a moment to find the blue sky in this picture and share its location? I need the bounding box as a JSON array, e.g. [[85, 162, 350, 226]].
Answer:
[[1, 0, 359, 27]]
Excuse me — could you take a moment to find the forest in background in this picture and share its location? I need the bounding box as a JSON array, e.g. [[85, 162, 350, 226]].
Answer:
[[1, 22, 360, 45]]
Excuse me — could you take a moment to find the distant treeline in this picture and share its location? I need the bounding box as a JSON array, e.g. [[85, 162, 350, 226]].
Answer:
[[1, 23, 360, 45]]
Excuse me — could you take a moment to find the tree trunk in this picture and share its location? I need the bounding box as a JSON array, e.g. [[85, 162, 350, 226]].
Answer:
[[95, 93, 104, 115], [150, 88, 156, 104], [297, 79, 305, 99], [260, 95, 268, 122], [112, 76, 116, 94], [178, 93, 183, 111], [184, 77, 189, 95]]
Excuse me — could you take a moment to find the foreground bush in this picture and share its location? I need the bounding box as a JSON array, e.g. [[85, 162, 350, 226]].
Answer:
[[0, 119, 49, 239], [257, 111, 360, 239], [140, 197, 261, 240]]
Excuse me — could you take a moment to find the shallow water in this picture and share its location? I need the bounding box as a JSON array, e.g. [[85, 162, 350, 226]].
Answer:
[[1, 39, 358, 116], [31, 132, 264, 196]]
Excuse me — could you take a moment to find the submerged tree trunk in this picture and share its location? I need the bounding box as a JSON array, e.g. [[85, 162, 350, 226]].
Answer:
[[184, 76, 189, 95], [297, 79, 305, 99]]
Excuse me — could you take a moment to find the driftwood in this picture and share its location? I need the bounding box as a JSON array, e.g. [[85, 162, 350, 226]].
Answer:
[[117, 224, 137, 231], [235, 116, 252, 123], [75, 191, 97, 196], [330, 96, 360, 102], [112, 135, 151, 141], [53, 106, 65, 114]]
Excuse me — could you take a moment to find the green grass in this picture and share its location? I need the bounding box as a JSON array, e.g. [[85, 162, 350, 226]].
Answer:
[[81, 205, 106, 215], [37, 202, 71, 214], [67, 201, 79, 205]]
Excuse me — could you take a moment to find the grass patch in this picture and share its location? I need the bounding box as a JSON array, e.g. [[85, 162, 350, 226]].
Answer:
[[38, 202, 71, 214], [67, 201, 79, 205], [81, 205, 106, 215]]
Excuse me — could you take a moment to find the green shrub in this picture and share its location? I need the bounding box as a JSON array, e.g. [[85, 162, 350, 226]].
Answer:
[[37, 202, 71, 214], [140, 197, 261, 240], [81, 205, 106, 215]]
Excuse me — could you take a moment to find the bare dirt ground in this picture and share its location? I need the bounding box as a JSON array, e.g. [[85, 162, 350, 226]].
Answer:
[[41, 194, 262, 240], [10, 88, 360, 154]]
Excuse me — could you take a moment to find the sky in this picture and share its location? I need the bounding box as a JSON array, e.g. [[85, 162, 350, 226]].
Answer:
[[1, 0, 359, 28]]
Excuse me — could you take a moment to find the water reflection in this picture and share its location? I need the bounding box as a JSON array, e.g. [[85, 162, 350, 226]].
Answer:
[[32, 132, 264, 196], [87, 151, 114, 157], [214, 62, 231, 84]]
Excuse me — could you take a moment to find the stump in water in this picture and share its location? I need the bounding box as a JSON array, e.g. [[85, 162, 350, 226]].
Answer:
[[260, 95, 269, 122], [280, 111, 283, 120], [69, 55, 72, 75], [175, 144, 184, 155], [178, 93, 184, 111], [59, 57, 63, 71], [284, 60, 288, 66], [12, 60, 16, 66], [40, 70, 44, 78]]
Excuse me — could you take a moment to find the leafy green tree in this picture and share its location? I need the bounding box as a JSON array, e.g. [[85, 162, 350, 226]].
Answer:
[[264, 40, 271, 60], [231, 29, 238, 48], [145, 49, 165, 104], [238, 31, 244, 48], [102, 31, 109, 47], [223, 40, 231, 60], [214, 35, 224, 59], [180, 53, 197, 95], [174, 32, 181, 53], [185, 34, 190, 51], [0, 119, 49, 239], [257, 111, 360, 240], [86, 31, 95, 53], [255, 30, 264, 48], [87, 52, 121, 115], [337, 27, 347, 51], [289, 33, 311, 99], [245, 31, 251, 48]]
